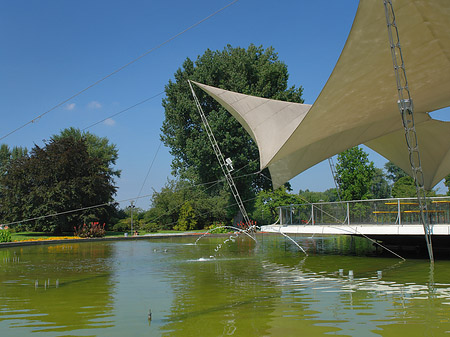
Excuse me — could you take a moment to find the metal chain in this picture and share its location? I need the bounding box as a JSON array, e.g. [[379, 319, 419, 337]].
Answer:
[[383, 0, 433, 262]]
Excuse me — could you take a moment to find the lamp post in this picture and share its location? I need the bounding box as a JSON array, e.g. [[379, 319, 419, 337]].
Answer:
[[130, 201, 135, 235]]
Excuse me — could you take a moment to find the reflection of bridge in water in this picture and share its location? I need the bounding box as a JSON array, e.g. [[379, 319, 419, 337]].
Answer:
[[261, 196, 450, 255]]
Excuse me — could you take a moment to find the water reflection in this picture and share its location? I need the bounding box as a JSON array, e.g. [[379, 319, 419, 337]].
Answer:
[[161, 235, 450, 336], [0, 243, 115, 335], [1, 236, 450, 336]]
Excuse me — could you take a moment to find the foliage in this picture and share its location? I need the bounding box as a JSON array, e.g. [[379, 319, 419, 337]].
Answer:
[[0, 144, 28, 212], [112, 220, 131, 233], [52, 127, 121, 179], [161, 44, 304, 213], [140, 222, 160, 233], [335, 147, 375, 201], [0, 144, 28, 172], [391, 176, 436, 198], [0, 135, 117, 233], [0, 229, 12, 243], [74, 222, 106, 238], [384, 161, 407, 183], [445, 174, 450, 196], [252, 186, 304, 224], [298, 188, 339, 203], [391, 176, 416, 198], [369, 168, 390, 199], [174, 201, 197, 231], [148, 179, 228, 230], [207, 222, 232, 233]]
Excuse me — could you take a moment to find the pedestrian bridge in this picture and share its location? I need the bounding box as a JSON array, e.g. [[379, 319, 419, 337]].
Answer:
[[260, 197, 450, 241]]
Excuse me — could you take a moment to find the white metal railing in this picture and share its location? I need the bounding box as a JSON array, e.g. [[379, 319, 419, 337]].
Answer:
[[278, 196, 450, 226]]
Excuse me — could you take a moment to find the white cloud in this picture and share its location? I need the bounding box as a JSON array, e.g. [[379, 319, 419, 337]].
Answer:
[[88, 101, 102, 109], [65, 103, 76, 111], [103, 118, 116, 126]]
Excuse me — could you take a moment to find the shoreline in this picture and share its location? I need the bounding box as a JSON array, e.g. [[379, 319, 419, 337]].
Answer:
[[0, 232, 209, 249]]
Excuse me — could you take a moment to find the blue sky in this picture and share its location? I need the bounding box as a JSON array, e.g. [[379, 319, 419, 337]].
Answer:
[[1, 0, 448, 209]]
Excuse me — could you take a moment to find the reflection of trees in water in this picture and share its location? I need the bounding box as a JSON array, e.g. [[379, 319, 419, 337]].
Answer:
[[161, 236, 337, 336], [162, 236, 450, 336], [259, 233, 376, 256], [0, 243, 115, 334], [161, 249, 279, 336]]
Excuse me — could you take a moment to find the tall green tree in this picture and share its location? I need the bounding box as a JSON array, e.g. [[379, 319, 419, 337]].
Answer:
[[0, 144, 28, 175], [0, 144, 28, 214], [161, 44, 304, 213], [335, 146, 375, 201], [0, 135, 117, 233]]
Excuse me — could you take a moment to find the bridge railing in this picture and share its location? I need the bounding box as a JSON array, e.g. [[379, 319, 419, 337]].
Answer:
[[278, 196, 450, 226]]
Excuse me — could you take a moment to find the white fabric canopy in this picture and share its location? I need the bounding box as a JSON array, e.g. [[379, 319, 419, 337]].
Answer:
[[192, 0, 450, 189]]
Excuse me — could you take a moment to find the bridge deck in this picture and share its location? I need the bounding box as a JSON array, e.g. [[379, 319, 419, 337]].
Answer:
[[261, 224, 450, 236]]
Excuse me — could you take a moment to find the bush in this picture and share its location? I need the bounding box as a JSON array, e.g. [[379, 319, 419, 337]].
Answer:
[[112, 220, 130, 232], [207, 222, 232, 233], [0, 229, 12, 243], [74, 222, 106, 238], [140, 222, 160, 233]]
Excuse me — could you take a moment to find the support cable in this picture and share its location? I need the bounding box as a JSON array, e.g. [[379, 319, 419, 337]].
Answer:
[[383, 0, 433, 263], [135, 141, 163, 203], [83, 92, 164, 131], [0, 0, 240, 141]]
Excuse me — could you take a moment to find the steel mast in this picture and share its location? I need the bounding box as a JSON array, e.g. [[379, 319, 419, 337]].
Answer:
[[188, 81, 254, 233]]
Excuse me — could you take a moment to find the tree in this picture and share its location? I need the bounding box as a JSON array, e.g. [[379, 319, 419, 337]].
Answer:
[[0, 135, 117, 233], [0, 144, 28, 216], [0, 144, 28, 176], [335, 146, 375, 201], [161, 44, 304, 213], [298, 188, 339, 203], [445, 174, 450, 196], [252, 186, 304, 224], [384, 161, 407, 183], [174, 201, 197, 231], [370, 168, 390, 199], [391, 176, 436, 198], [52, 127, 121, 179], [148, 179, 229, 230]]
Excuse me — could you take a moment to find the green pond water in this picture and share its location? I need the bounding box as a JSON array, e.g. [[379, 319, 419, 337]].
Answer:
[[1, 234, 450, 336]]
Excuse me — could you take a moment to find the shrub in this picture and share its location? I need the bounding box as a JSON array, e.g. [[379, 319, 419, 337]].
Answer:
[[0, 229, 12, 243], [140, 222, 160, 233], [207, 222, 232, 233], [112, 220, 130, 232], [174, 201, 197, 231], [74, 222, 106, 238]]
